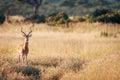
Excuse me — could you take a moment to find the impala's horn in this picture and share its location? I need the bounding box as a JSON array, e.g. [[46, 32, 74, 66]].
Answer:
[[28, 27, 32, 35], [21, 27, 26, 36]]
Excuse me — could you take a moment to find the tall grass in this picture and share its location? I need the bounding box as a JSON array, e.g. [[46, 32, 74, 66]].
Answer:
[[0, 22, 120, 80]]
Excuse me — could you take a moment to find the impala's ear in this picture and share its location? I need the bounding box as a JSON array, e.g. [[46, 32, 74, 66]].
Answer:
[[29, 34, 32, 37]]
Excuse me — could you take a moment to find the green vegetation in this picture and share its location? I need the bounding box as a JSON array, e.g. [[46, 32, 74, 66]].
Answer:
[[46, 12, 69, 25], [0, 14, 5, 24], [92, 8, 112, 17], [100, 31, 108, 37], [71, 9, 120, 24], [90, 9, 120, 23], [26, 15, 46, 23], [0, 0, 120, 24], [16, 0, 43, 16], [94, 11, 120, 23], [21, 66, 40, 76], [0, 0, 120, 16]]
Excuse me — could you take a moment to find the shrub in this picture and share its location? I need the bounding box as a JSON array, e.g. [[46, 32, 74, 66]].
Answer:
[[26, 15, 46, 23], [60, 58, 85, 72], [100, 31, 117, 37], [6, 15, 25, 23], [91, 9, 120, 23], [22, 66, 40, 76], [100, 31, 108, 37], [14, 65, 40, 76], [96, 11, 120, 23], [69, 16, 84, 22], [0, 14, 5, 24], [46, 12, 69, 26], [59, 0, 75, 7], [92, 8, 112, 17]]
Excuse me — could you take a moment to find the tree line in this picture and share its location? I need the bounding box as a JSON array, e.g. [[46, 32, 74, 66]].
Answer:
[[0, 0, 120, 24], [0, 0, 120, 16]]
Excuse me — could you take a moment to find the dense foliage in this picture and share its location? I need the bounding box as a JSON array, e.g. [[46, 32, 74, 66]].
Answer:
[[0, 15, 5, 24], [90, 9, 120, 23], [72, 9, 120, 24], [0, 0, 120, 16], [26, 15, 46, 23], [46, 12, 69, 25], [0, 0, 120, 24], [92, 9, 112, 17], [94, 11, 120, 23]]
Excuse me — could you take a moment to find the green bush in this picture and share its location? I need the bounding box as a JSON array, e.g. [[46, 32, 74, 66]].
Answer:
[[0, 14, 5, 24], [69, 16, 84, 22], [90, 9, 120, 23], [59, 0, 75, 7], [26, 15, 46, 23], [100, 31, 117, 37], [14, 65, 40, 76], [92, 8, 112, 17], [22, 66, 40, 76], [6, 15, 25, 23], [94, 11, 120, 23], [46, 12, 69, 26], [100, 31, 108, 37]]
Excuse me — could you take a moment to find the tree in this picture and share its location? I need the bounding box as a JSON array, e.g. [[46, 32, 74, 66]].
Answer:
[[16, 0, 43, 16], [92, 8, 112, 17], [46, 12, 69, 26], [60, 0, 75, 7]]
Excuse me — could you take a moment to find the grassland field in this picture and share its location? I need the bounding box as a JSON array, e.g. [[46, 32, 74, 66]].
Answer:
[[0, 22, 120, 80]]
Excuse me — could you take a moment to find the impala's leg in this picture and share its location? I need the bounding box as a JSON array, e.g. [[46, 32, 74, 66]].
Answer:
[[25, 54, 28, 64], [18, 54, 21, 62], [22, 54, 25, 63]]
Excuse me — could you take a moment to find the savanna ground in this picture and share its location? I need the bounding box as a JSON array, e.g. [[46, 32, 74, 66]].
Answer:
[[0, 22, 120, 80]]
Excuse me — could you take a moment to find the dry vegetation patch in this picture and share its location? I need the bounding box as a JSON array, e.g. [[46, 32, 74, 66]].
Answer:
[[0, 22, 120, 80]]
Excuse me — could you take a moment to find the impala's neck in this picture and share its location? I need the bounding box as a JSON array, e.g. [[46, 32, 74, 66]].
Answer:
[[24, 38, 29, 49], [24, 41, 29, 49]]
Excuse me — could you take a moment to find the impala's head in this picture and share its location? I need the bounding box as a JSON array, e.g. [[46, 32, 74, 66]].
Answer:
[[21, 27, 32, 43]]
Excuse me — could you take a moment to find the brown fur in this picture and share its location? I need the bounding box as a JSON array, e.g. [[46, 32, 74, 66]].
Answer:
[[18, 27, 32, 64]]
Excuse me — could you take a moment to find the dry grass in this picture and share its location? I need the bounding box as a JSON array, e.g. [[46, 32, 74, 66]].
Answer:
[[0, 22, 120, 80]]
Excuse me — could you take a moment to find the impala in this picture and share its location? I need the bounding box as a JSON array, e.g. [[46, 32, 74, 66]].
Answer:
[[18, 27, 32, 64]]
